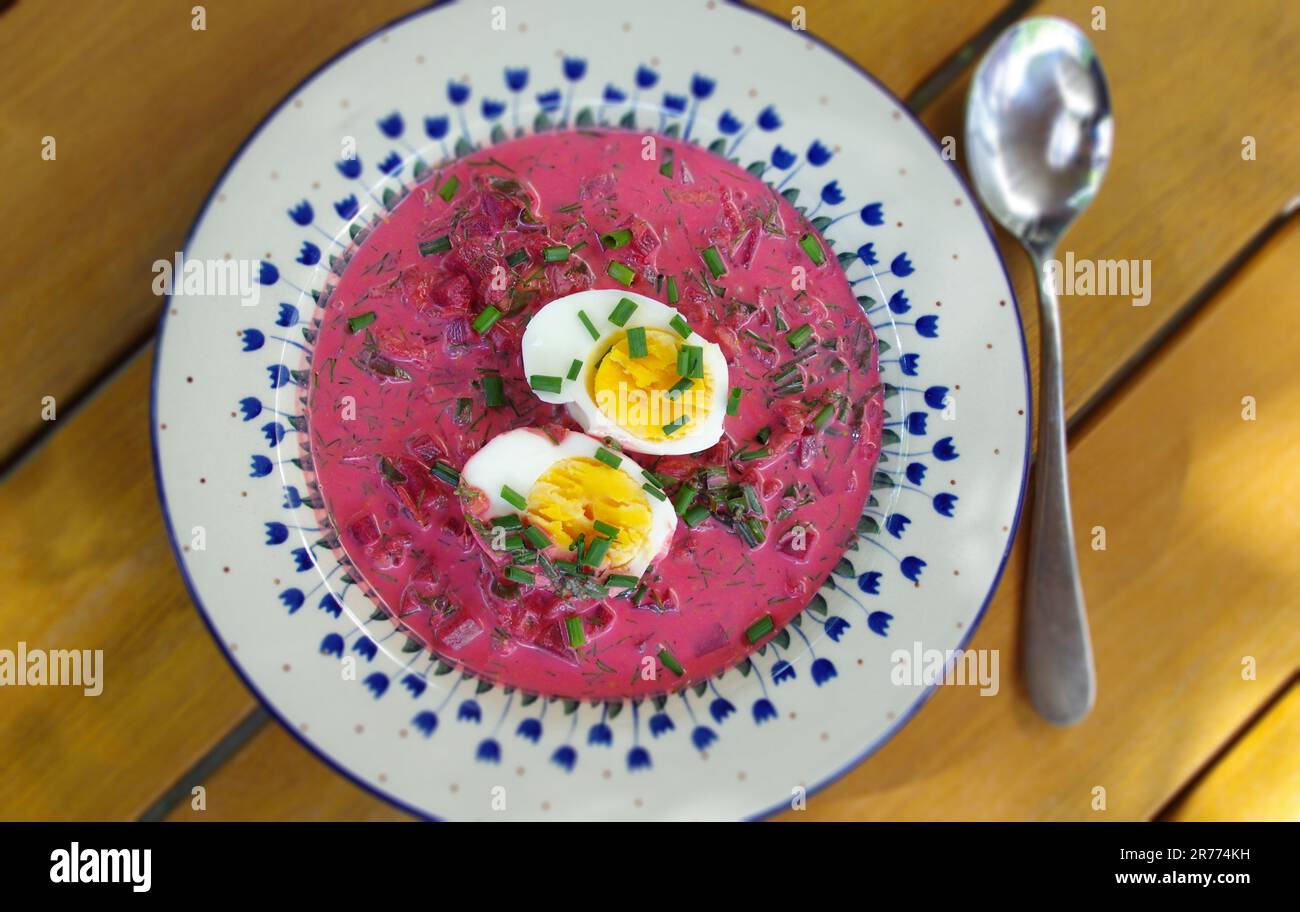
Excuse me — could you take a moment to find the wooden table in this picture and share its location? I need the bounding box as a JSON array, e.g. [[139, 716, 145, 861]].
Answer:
[[1, 0, 1297, 822]]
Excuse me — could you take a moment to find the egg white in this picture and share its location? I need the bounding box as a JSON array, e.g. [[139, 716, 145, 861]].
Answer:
[[459, 427, 677, 579], [520, 289, 729, 456]]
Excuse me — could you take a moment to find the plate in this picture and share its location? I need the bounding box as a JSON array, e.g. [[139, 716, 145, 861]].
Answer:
[[152, 0, 1029, 820]]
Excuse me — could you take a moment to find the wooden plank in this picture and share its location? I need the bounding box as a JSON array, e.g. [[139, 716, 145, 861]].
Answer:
[[1163, 682, 1300, 822], [0, 351, 255, 820], [918, 0, 1300, 428], [0, 0, 1009, 820], [0, 0, 1003, 464], [173, 216, 1300, 821]]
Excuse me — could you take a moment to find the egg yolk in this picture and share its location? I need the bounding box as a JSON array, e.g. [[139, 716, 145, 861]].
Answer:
[[590, 328, 714, 440], [525, 456, 653, 568]]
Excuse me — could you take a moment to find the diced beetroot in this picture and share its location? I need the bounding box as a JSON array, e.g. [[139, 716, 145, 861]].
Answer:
[[715, 326, 741, 361], [346, 512, 382, 547], [547, 260, 594, 297], [584, 603, 616, 639], [406, 433, 443, 464], [368, 531, 412, 570], [432, 273, 475, 311], [534, 621, 578, 664], [437, 613, 484, 652], [795, 429, 819, 469], [652, 455, 698, 481], [730, 220, 762, 269], [399, 269, 440, 313], [692, 621, 729, 657], [376, 327, 429, 363], [776, 522, 819, 561], [718, 187, 744, 238], [481, 189, 524, 228], [383, 456, 443, 528]]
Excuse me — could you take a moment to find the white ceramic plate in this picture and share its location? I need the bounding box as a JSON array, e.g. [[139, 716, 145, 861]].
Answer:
[[153, 0, 1029, 820]]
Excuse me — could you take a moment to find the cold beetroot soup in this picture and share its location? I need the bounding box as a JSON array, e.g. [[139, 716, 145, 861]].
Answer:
[[305, 128, 883, 699]]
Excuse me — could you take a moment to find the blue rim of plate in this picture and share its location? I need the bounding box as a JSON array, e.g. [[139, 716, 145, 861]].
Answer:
[[149, 0, 1031, 822]]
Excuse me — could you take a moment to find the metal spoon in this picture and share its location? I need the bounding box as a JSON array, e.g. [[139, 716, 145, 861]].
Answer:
[[965, 17, 1113, 725]]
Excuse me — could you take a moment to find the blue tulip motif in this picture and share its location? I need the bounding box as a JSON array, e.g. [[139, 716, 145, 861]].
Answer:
[[649, 712, 675, 737], [353, 637, 378, 661], [481, 98, 506, 120], [888, 289, 910, 314], [250, 455, 273, 478], [856, 243, 878, 267], [818, 180, 845, 208], [335, 157, 362, 180], [401, 675, 426, 698], [906, 463, 927, 485], [857, 571, 881, 595], [807, 139, 833, 166], [239, 397, 262, 421], [824, 616, 850, 642], [282, 486, 304, 509], [562, 56, 587, 81], [291, 548, 312, 572], [424, 115, 449, 140], [264, 521, 288, 544], [447, 80, 470, 105], [267, 364, 288, 388], [458, 699, 481, 723], [861, 202, 885, 225], [377, 112, 403, 139], [635, 64, 658, 90], [588, 722, 613, 746], [771, 145, 797, 169], [281, 588, 305, 613], [718, 110, 743, 134], [317, 594, 341, 617], [536, 89, 562, 113], [257, 261, 278, 285], [885, 513, 912, 539], [334, 194, 359, 220], [933, 437, 959, 461], [891, 252, 915, 277], [924, 386, 950, 409], [709, 697, 736, 724], [261, 423, 284, 446], [627, 746, 652, 771], [505, 67, 528, 91], [362, 672, 389, 698], [551, 745, 577, 772], [476, 739, 501, 763], [296, 241, 320, 266], [413, 710, 438, 737], [319, 632, 343, 656], [602, 84, 626, 104], [772, 660, 796, 685], [900, 556, 927, 583], [287, 200, 313, 225], [899, 352, 920, 376], [757, 105, 782, 130], [811, 658, 838, 686], [516, 718, 542, 743], [691, 726, 717, 751], [868, 611, 893, 635], [377, 151, 402, 175], [277, 303, 299, 327], [933, 493, 958, 517], [752, 698, 778, 724]]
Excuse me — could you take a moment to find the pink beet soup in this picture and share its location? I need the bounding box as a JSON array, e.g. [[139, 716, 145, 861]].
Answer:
[[305, 129, 883, 698]]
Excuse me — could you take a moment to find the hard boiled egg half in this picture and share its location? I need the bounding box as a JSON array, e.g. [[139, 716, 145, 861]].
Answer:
[[521, 289, 729, 456], [460, 427, 677, 579]]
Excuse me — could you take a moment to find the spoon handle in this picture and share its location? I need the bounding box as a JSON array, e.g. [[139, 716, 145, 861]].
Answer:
[[1023, 252, 1095, 725]]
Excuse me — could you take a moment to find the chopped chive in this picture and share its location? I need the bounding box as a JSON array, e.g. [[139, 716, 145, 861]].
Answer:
[[346, 311, 377, 333], [491, 514, 522, 529], [740, 516, 767, 546], [677, 344, 704, 379], [481, 374, 505, 407], [592, 519, 620, 539], [607, 260, 636, 287], [523, 525, 550, 549], [437, 175, 460, 202], [745, 614, 775, 643], [626, 325, 648, 358], [600, 228, 633, 249], [659, 150, 674, 180], [419, 235, 451, 256], [700, 244, 727, 279], [658, 647, 684, 676], [582, 536, 611, 567], [430, 461, 460, 484], [642, 482, 667, 501], [668, 313, 692, 339], [553, 559, 580, 575], [543, 244, 570, 262], [667, 377, 694, 398], [565, 615, 587, 647], [799, 232, 825, 265], [741, 483, 763, 514], [505, 565, 536, 585], [502, 532, 525, 551], [529, 374, 564, 394], [683, 503, 711, 528], [726, 386, 743, 416], [756, 426, 771, 445], [578, 309, 600, 340], [786, 324, 814, 350], [813, 402, 835, 430], [505, 248, 529, 268], [743, 329, 775, 352], [672, 483, 698, 516], [594, 447, 622, 469], [662, 415, 690, 436], [472, 306, 502, 335], [455, 396, 473, 424], [609, 297, 638, 325], [566, 358, 583, 381], [666, 276, 680, 305], [573, 534, 586, 563], [606, 573, 640, 589], [500, 485, 527, 510], [736, 447, 770, 462], [774, 309, 789, 333]]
